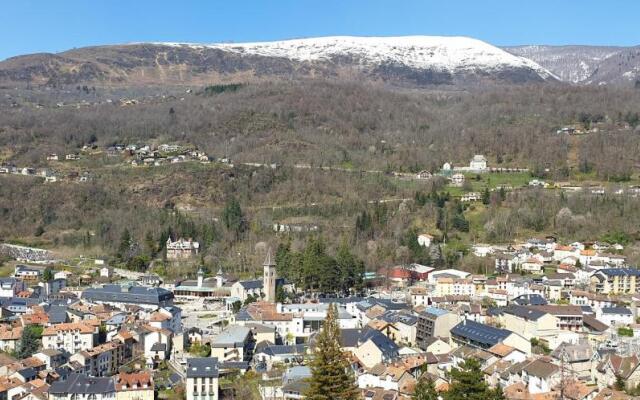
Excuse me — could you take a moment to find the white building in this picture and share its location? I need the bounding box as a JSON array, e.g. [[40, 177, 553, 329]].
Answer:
[[186, 358, 219, 400], [469, 155, 488, 171], [42, 323, 97, 354], [417, 234, 433, 248], [0, 278, 26, 298]]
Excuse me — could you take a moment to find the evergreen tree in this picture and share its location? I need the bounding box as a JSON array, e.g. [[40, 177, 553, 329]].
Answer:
[[17, 325, 43, 359], [490, 385, 506, 400], [144, 231, 157, 257], [117, 228, 132, 261], [336, 240, 364, 294], [222, 197, 245, 240], [305, 304, 358, 400], [42, 267, 53, 283], [482, 187, 491, 205], [444, 358, 492, 400], [413, 377, 438, 400], [276, 241, 293, 281], [498, 187, 506, 201]]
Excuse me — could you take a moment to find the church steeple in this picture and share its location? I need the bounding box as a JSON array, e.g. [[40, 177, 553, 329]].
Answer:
[[263, 248, 277, 302]]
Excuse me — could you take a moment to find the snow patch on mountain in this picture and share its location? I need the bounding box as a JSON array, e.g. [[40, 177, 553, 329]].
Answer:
[[154, 36, 556, 80]]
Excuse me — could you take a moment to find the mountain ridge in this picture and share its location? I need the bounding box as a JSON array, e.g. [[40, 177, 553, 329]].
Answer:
[[504, 44, 640, 86], [0, 36, 557, 88]]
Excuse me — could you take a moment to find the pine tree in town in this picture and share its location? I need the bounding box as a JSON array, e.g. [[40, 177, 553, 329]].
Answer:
[[413, 376, 439, 400], [444, 358, 492, 400], [305, 303, 359, 400]]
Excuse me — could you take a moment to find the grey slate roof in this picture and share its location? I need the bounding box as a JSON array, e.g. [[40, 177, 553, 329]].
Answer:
[[360, 328, 400, 360], [49, 373, 116, 394], [257, 344, 307, 357], [239, 279, 262, 289], [211, 325, 251, 347], [602, 307, 632, 315], [503, 305, 548, 321], [150, 343, 166, 352], [379, 310, 418, 326], [81, 284, 173, 305], [451, 320, 512, 347], [186, 357, 219, 378], [46, 305, 69, 324], [511, 294, 548, 306]]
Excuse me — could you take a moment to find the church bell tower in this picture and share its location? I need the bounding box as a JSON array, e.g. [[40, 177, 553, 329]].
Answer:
[[263, 248, 277, 302]]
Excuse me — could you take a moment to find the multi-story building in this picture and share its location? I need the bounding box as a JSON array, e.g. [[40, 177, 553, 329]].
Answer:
[[186, 358, 219, 400], [70, 340, 126, 377], [530, 305, 583, 332], [166, 238, 199, 259], [13, 265, 41, 281], [434, 278, 475, 297], [416, 307, 461, 350], [590, 268, 640, 294], [42, 323, 97, 354], [501, 305, 558, 343]]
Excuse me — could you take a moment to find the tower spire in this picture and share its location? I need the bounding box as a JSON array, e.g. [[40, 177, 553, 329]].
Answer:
[[263, 247, 277, 302], [264, 247, 275, 267]]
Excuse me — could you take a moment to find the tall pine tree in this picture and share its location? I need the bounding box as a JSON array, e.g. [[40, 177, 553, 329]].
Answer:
[[413, 376, 439, 400], [444, 358, 495, 400], [305, 304, 358, 400]]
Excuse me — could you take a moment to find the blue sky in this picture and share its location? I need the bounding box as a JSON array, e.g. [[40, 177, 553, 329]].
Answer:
[[2, 0, 639, 60]]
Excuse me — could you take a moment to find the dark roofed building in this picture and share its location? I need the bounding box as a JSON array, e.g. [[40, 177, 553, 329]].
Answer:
[[511, 293, 547, 306], [186, 357, 219, 378], [450, 319, 530, 355], [49, 373, 116, 399], [81, 284, 173, 309], [502, 305, 548, 321], [185, 357, 219, 400]]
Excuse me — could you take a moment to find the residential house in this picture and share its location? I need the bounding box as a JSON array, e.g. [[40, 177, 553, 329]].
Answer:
[[417, 234, 433, 248], [115, 371, 154, 400], [42, 322, 97, 354], [353, 329, 400, 369], [48, 373, 116, 400], [597, 307, 633, 326]]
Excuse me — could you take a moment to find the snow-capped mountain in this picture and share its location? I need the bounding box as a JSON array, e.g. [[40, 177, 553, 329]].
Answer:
[[505, 45, 640, 86], [0, 36, 557, 87], [190, 36, 557, 80]]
